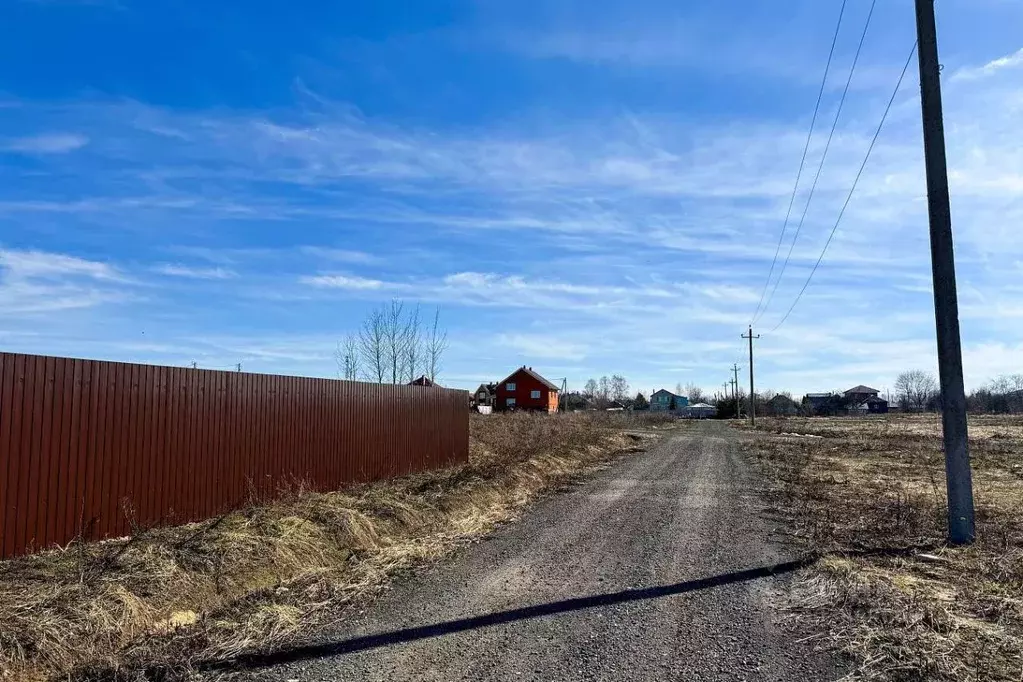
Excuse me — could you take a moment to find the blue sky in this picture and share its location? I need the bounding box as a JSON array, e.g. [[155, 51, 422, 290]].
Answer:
[[1, 0, 1021, 397]]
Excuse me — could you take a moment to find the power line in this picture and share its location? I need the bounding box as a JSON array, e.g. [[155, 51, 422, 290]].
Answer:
[[750, 0, 850, 324], [754, 0, 878, 325], [768, 42, 919, 333]]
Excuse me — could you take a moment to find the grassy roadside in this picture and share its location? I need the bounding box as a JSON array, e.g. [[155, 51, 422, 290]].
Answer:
[[0, 412, 673, 681], [741, 415, 1023, 681]]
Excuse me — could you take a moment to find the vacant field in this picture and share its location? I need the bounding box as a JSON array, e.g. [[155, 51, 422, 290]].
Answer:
[[743, 414, 1023, 681], [0, 412, 671, 681]]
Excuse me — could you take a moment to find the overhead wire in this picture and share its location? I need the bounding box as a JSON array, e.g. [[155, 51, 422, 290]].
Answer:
[[750, 0, 850, 325], [753, 0, 878, 325], [767, 41, 919, 334]]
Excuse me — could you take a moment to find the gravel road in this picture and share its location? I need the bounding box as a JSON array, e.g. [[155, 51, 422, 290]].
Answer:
[[228, 421, 844, 681]]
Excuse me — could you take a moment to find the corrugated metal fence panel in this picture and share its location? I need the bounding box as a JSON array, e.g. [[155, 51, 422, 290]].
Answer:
[[0, 352, 470, 559]]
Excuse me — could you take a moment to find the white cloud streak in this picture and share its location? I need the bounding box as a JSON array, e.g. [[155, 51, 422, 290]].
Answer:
[[2, 133, 88, 154], [153, 263, 238, 279]]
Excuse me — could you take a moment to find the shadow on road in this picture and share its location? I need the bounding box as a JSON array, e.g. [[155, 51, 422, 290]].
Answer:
[[202, 557, 815, 673]]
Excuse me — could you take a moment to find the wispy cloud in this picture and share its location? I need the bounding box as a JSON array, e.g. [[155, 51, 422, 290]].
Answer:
[[497, 333, 587, 361], [153, 263, 237, 279], [0, 249, 130, 315], [298, 247, 378, 264], [2, 132, 88, 154], [952, 47, 1023, 81], [0, 249, 121, 281], [300, 274, 391, 290]]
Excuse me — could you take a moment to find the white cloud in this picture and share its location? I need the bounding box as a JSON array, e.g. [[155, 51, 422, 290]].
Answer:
[[298, 247, 377, 264], [497, 333, 587, 361], [952, 47, 1023, 81], [0, 249, 121, 281], [0, 250, 129, 315], [299, 274, 391, 290], [153, 263, 237, 279], [3, 133, 88, 154]]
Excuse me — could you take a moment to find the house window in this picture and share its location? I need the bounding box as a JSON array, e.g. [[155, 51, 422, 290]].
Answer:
[[506, 382, 516, 391], [531, 390, 541, 399], [478, 392, 486, 398], [506, 398, 516, 407]]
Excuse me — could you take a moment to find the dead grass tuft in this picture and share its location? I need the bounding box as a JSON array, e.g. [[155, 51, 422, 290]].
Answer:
[[745, 414, 1023, 681], [0, 411, 668, 681]]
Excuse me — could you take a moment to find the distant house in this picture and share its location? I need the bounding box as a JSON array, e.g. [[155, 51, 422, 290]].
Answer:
[[767, 394, 800, 416], [841, 386, 888, 414], [495, 366, 561, 413], [804, 388, 889, 416], [680, 403, 718, 419], [409, 375, 438, 387], [605, 400, 626, 412], [803, 393, 836, 416], [650, 389, 689, 412], [563, 392, 594, 412], [844, 385, 881, 403], [861, 396, 890, 414], [473, 383, 497, 408]]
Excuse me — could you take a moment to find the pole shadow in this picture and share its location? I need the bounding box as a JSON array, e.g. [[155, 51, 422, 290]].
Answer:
[[202, 556, 816, 673]]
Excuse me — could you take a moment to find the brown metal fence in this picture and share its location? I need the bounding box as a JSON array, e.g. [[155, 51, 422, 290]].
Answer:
[[0, 352, 469, 559]]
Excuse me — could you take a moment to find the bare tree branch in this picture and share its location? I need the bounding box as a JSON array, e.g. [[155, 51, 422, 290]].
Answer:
[[427, 308, 449, 383]]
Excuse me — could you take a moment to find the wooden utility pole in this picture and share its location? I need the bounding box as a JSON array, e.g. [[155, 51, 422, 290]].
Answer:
[[742, 327, 760, 427], [915, 0, 975, 544]]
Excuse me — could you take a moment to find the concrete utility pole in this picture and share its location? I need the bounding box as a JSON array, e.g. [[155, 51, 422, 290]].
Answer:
[[732, 364, 742, 418], [915, 0, 975, 544], [742, 327, 760, 427]]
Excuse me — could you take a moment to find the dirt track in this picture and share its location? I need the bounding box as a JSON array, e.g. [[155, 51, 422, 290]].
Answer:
[[228, 421, 844, 681]]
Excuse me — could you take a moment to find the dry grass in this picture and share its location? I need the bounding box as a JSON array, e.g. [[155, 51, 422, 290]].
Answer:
[[0, 411, 672, 682], [743, 414, 1023, 681]]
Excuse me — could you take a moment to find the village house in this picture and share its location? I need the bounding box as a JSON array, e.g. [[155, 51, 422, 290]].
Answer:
[[473, 382, 497, 408], [650, 389, 689, 412], [495, 366, 561, 413]]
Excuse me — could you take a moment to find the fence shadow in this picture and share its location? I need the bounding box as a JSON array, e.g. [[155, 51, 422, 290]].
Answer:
[[203, 556, 816, 673]]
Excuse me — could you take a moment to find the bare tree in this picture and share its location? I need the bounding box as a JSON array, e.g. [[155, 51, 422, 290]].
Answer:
[[597, 376, 612, 408], [683, 382, 705, 403], [583, 378, 598, 400], [359, 307, 387, 382], [895, 370, 938, 411], [383, 300, 407, 384], [341, 301, 449, 385], [426, 308, 449, 382], [403, 304, 422, 382], [335, 334, 360, 380], [610, 374, 630, 402]]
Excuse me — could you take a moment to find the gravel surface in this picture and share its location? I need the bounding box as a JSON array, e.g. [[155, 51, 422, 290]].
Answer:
[[228, 421, 845, 681]]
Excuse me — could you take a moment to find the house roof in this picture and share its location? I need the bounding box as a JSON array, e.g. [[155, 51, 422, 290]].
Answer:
[[769, 394, 797, 404], [475, 383, 497, 394], [651, 389, 676, 397], [500, 366, 560, 392], [409, 375, 437, 387], [845, 385, 880, 395], [805, 393, 833, 399]]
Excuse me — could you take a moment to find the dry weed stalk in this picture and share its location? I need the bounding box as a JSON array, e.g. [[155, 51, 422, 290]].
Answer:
[[746, 414, 1023, 681]]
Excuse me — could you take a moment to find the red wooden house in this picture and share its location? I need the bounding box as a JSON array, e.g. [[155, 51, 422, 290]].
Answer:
[[495, 366, 560, 413]]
